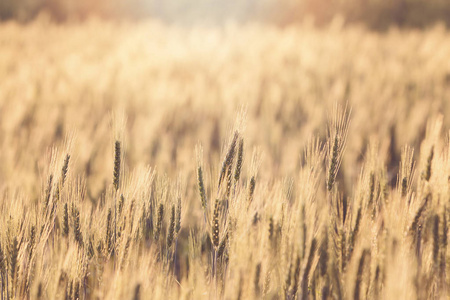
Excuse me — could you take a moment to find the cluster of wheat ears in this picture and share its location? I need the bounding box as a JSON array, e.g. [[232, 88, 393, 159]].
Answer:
[[0, 101, 449, 300]]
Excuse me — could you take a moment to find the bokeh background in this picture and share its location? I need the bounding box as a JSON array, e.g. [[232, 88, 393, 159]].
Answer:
[[1, 0, 450, 200], [1, 0, 450, 29]]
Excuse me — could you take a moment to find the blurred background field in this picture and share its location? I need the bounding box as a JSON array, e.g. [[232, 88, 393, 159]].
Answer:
[[1, 18, 450, 197], [1, 0, 450, 29]]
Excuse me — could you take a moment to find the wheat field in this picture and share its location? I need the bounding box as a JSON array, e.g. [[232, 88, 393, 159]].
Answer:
[[1, 18, 450, 299]]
